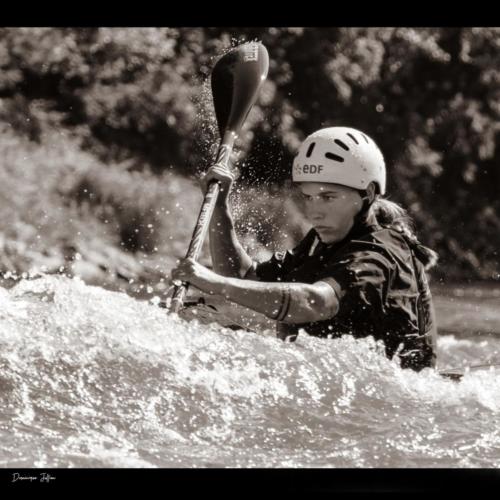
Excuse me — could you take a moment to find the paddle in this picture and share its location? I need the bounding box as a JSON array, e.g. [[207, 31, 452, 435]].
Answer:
[[169, 42, 269, 314], [439, 362, 500, 382]]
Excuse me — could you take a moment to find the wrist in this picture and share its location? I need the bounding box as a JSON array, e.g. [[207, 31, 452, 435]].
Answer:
[[211, 275, 228, 296], [214, 197, 230, 210]]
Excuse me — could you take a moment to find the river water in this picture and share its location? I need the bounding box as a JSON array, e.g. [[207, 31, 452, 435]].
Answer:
[[0, 275, 499, 468]]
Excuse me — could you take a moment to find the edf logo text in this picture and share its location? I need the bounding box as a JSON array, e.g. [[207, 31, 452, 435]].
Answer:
[[302, 164, 324, 174]]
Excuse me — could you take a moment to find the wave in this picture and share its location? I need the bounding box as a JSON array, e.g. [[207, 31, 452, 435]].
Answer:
[[0, 275, 499, 467]]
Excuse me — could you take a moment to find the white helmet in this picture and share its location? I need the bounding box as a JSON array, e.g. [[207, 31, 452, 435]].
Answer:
[[292, 127, 386, 195]]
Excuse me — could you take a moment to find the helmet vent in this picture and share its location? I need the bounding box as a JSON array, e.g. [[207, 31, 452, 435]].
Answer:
[[334, 139, 349, 151], [361, 134, 369, 143], [347, 133, 359, 145], [325, 152, 345, 162], [306, 142, 316, 158]]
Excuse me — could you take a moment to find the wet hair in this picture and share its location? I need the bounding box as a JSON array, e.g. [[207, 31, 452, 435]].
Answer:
[[369, 196, 439, 270]]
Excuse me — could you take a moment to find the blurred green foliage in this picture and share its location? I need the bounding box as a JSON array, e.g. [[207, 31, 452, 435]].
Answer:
[[0, 27, 499, 282]]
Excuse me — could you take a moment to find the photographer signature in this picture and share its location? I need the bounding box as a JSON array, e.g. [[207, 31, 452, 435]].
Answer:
[[12, 472, 56, 483]]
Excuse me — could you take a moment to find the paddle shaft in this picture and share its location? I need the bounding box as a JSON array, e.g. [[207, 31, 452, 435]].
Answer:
[[169, 134, 235, 313], [168, 42, 269, 314]]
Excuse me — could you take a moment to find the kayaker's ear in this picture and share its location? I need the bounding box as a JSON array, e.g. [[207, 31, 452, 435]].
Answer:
[[365, 182, 377, 204]]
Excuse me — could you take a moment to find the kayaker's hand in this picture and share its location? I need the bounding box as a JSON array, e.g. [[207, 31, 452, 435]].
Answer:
[[171, 258, 224, 295], [200, 163, 235, 203]]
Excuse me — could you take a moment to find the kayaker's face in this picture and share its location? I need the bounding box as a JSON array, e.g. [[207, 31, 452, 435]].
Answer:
[[297, 183, 363, 244]]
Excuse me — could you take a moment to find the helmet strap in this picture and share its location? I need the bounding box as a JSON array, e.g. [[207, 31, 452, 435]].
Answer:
[[351, 190, 374, 227], [358, 190, 373, 211]]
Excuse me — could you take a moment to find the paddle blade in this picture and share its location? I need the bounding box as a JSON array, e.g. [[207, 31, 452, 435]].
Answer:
[[211, 42, 269, 139]]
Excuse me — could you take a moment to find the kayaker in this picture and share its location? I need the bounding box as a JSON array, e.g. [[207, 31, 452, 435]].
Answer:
[[171, 127, 439, 371]]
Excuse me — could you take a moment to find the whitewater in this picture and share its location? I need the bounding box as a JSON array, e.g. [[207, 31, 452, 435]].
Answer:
[[0, 275, 499, 468]]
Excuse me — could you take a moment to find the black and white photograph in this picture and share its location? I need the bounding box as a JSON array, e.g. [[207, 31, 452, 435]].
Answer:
[[0, 27, 499, 487]]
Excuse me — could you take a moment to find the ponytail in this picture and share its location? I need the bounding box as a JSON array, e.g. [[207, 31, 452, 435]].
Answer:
[[370, 198, 439, 271]]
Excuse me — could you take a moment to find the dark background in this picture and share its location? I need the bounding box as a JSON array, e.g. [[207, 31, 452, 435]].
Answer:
[[0, 27, 498, 293]]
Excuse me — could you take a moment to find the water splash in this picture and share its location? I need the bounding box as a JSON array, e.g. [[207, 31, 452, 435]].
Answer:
[[0, 275, 499, 467]]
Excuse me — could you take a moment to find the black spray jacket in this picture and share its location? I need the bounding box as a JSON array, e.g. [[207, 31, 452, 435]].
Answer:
[[255, 212, 437, 371]]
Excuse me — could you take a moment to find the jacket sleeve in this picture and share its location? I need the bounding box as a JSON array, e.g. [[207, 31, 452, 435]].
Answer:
[[318, 245, 393, 319]]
